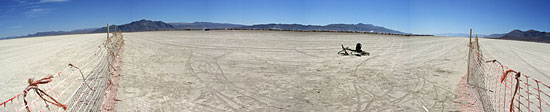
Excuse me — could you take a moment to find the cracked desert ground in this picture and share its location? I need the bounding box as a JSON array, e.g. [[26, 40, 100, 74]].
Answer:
[[1, 30, 549, 111]]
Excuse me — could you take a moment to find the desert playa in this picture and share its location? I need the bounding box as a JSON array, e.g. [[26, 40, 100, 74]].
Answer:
[[1, 30, 549, 111]]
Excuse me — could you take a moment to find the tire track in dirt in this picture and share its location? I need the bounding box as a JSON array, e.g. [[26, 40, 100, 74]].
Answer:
[[211, 53, 296, 111], [505, 45, 550, 65], [503, 45, 549, 79], [135, 32, 302, 111], [125, 36, 228, 111], [357, 37, 464, 111], [295, 47, 322, 58], [351, 55, 378, 112], [344, 37, 392, 109], [404, 38, 464, 111], [186, 48, 294, 111], [185, 50, 242, 111], [481, 40, 550, 80], [361, 37, 406, 111], [116, 31, 474, 111], [136, 36, 298, 53], [350, 36, 400, 112], [201, 30, 310, 109]]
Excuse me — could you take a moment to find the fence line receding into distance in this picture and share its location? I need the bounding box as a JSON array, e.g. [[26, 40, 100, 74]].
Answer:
[[1, 24, 124, 112], [458, 30, 550, 112]]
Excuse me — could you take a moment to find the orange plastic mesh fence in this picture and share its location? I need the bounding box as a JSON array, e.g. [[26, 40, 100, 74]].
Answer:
[[1, 32, 124, 112], [458, 38, 550, 112]]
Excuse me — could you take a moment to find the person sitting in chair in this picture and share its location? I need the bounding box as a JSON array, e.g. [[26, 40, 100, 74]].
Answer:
[[355, 43, 362, 52]]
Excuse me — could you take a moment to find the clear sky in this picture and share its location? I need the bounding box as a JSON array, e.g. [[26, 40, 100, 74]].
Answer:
[[1, 0, 550, 37]]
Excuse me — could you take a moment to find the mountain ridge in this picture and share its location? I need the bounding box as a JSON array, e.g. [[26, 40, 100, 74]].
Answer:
[[169, 22, 245, 29], [497, 29, 550, 43], [91, 19, 174, 33], [0, 28, 99, 40], [4, 19, 409, 39], [239, 23, 404, 34]]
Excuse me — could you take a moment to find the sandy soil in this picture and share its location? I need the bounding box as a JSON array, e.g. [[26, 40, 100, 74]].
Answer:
[[478, 38, 550, 81], [0, 33, 111, 112], [0, 34, 106, 99], [116, 30, 469, 111], [1, 30, 548, 111]]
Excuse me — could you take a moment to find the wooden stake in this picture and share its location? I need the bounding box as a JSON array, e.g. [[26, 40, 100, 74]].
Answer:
[[475, 35, 479, 50], [107, 24, 110, 38], [469, 29, 472, 44], [467, 28, 472, 84]]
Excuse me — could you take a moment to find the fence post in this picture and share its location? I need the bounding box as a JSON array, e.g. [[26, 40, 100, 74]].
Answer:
[[475, 35, 479, 50], [107, 24, 110, 38], [467, 29, 472, 83], [469, 29, 472, 44]]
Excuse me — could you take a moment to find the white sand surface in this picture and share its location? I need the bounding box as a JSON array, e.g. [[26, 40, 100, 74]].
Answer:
[[116, 30, 469, 111], [0, 34, 110, 111], [0, 34, 105, 99], [479, 38, 550, 81]]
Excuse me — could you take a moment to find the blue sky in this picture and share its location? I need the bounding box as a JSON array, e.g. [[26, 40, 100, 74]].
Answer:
[[1, 0, 550, 37]]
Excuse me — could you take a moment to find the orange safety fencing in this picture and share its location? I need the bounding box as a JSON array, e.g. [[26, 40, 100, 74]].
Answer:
[[458, 36, 550, 111], [1, 31, 124, 112]]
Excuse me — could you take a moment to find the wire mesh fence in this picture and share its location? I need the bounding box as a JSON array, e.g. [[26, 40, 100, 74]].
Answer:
[[1, 30, 124, 112], [459, 36, 550, 112]]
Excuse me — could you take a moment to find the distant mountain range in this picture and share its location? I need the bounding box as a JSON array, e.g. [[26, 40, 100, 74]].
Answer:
[[433, 33, 503, 38], [497, 30, 550, 43], [432, 30, 550, 43], [6, 19, 549, 43], [3, 19, 408, 39], [483, 34, 505, 38], [239, 23, 404, 34], [434, 33, 471, 37], [169, 22, 245, 29], [91, 19, 174, 33], [13, 28, 98, 39]]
